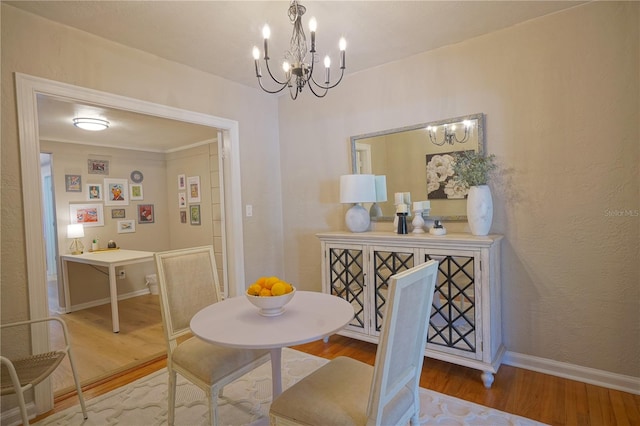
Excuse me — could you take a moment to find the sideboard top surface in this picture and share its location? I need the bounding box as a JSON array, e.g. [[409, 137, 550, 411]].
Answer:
[[316, 231, 502, 248]]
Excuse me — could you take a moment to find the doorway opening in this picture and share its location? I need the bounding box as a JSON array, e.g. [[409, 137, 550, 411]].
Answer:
[[40, 153, 62, 315], [17, 73, 246, 413]]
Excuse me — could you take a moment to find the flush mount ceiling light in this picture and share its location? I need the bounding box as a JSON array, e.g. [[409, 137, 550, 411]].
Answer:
[[72, 117, 109, 131], [252, 0, 346, 100]]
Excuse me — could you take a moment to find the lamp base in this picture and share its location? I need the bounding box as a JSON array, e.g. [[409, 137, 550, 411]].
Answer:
[[345, 204, 370, 233], [369, 202, 383, 218], [70, 239, 84, 255]]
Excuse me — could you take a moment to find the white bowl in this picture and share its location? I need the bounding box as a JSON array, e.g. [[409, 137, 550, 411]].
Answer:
[[245, 287, 296, 317]]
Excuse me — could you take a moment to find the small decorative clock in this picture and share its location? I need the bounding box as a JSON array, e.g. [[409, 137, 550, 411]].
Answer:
[[130, 170, 144, 183]]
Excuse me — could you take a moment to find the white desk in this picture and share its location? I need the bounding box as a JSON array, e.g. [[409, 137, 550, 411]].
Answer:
[[60, 250, 155, 333], [190, 291, 354, 398]]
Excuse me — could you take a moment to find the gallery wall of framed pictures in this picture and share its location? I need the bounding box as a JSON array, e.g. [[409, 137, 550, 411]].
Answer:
[[54, 150, 161, 246], [68, 169, 150, 236], [177, 174, 202, 226], [43, 139, 218, 258]]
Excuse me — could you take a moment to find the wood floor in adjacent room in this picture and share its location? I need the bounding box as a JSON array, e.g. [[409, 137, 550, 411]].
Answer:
[[43, 296, 639, 426], [49, 293, 165, 394]]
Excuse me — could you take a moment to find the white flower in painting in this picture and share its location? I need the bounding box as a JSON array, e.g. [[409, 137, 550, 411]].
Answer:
[[444, 179, 469, 199], [426, 169, 441, 194], [427, 154, 455, 183]]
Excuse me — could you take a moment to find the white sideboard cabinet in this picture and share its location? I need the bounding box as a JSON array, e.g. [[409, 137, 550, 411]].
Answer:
[[317, 231, 504, 388]]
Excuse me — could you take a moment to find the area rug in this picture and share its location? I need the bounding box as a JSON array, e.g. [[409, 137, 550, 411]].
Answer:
[[35, 348, 545, 426]]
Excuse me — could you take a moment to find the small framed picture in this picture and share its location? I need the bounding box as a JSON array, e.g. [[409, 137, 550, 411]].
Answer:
[[117, 219, 136, 234], [88, 159, 109, 175], [65, 175, 82, 192], [180, 210, 187, 224], [70, 203, 104, 227], [177, 174, 186, 190], [104, 178, 129, 206], [190, 205, 201, 225], [178, 192, 187, 208], [130, 184, 144, 201], [187, 176, 201, 203], [86, 183, 102, 201], [138, 204, 155, 224], [111, 208, 126, 219]]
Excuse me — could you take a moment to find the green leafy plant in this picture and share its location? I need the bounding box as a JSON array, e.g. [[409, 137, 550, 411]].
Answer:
[[452, 151, 497, 188]]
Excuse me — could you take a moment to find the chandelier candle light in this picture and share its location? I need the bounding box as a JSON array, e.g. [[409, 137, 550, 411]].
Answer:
[[340, 174, 376, 233], [426, 120, 473, 146], [252, 0, 346, 99]]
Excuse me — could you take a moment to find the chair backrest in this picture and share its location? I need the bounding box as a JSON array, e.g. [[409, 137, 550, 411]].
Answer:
[[366, 259, 438, 425], [154, 246, 222, 350]]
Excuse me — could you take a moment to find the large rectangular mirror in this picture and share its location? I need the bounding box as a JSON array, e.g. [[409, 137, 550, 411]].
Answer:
[[350, 113, 485, 221]]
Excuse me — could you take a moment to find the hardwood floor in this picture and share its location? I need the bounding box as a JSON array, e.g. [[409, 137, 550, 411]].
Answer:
[[49, 293, 165, 393], [40, 301, 640, 426]]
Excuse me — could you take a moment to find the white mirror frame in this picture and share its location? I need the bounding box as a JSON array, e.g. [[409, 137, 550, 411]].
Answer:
[[15, 73, 245, 413]]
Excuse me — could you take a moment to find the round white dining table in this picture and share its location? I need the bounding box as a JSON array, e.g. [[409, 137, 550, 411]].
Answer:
[[190, 291, 354, 398]]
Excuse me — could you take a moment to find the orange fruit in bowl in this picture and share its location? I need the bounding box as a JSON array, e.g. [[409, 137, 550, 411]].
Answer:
[[271, 282, 286, 296], [247, 283, 262, 296], [259, 287, 272, 297], [263, 276, 279, 290]]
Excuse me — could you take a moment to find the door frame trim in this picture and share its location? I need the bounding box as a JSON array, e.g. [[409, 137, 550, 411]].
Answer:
[[15, 72, 245, 413]]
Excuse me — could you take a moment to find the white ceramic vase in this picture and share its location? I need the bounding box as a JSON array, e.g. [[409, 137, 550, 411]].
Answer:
[[466, 185, 493, 236]]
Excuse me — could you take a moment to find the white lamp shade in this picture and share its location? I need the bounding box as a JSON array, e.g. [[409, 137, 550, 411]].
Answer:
[[374, 175, 387, 202], [340, 174, 376, 204], [67, 223, 84, 238]]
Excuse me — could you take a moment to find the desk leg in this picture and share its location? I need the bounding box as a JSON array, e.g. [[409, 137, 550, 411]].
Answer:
[[108, 265, 120, 333], [61, 259, 71, 314], [270, 348, 282, 398]]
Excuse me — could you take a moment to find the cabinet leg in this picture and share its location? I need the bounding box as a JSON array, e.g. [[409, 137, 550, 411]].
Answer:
[[481, 371, 494, 388]]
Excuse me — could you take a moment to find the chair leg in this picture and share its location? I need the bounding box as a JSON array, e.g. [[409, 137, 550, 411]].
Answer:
[[16, 388, 30, 426], [168, 370, 177, 426], [208, 387, 219, 426], [67, 349, 88, 419], [410, 393, 420, 425], [410, 413, 420, 425]]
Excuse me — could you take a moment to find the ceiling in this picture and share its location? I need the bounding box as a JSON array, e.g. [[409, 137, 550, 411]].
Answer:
[[9, 1, 585, 151]]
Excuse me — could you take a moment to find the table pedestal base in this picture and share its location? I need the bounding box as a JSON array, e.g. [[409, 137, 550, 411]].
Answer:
[[270, 348, 282, 397]]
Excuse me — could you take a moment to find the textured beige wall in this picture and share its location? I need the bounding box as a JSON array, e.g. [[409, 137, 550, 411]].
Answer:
[[279, 2, 639, 377], [1, 0, 283, 368], [166, 145, 216, 249], [165, 144, 226, 293]]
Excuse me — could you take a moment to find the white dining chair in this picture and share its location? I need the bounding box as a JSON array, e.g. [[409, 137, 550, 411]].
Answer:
[[0, 317, 88, 426], [269, 259, 439, 426], [154, 246, 270, 426]]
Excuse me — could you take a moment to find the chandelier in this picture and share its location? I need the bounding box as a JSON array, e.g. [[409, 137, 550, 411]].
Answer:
[[426, 120, 473, 146], [252, 0, 346, 100]]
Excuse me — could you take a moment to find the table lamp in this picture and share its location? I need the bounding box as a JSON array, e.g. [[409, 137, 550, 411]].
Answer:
[[340, 174, 376, 233], [369, 175, 387, 218], [67, 223, 85, 255]]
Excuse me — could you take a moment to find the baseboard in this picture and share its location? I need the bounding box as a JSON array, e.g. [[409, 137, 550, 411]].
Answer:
[[503, 351, 640, 395], [67, 288, 151, 312]]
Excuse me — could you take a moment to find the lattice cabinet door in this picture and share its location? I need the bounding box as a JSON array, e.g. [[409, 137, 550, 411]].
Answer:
[[420, 249, 482, 361], [369, 245, 419, 337], [321, 243, 369, 336]]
